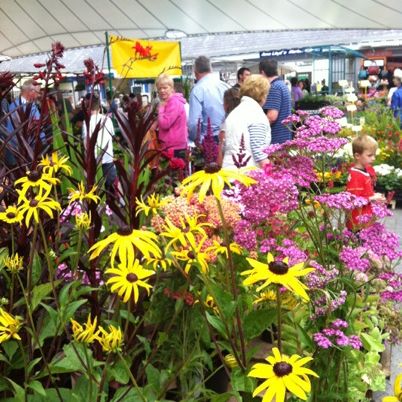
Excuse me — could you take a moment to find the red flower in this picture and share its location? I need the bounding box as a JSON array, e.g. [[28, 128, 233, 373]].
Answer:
[[169, 157, 186, 170], [33, 63, 46, 68], [51, 41, 64, 57]]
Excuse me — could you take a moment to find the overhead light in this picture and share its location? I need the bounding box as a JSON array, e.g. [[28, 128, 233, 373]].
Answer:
[[165, 29, 187, 39]]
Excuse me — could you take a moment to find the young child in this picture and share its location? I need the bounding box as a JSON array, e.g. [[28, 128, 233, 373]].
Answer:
[[346, 134, 385, 230]]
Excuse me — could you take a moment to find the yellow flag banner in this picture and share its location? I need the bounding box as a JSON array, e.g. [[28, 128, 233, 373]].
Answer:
[[110, 35, 182, 78]]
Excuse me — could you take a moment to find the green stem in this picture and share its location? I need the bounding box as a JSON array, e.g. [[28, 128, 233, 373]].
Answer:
[[73, 228, 84, 275], [16, 274, 63, 402], [83, 346, 93, 401], [276, 286, 282, 353], [96, 354, 113, 402], [27, 223, 39, 306], [18, 341, 29, 402], [216, 198, 247, 369], [117, 352, 146, 402]]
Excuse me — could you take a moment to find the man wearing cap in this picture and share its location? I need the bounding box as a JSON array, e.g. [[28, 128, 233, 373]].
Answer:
[[390, 68, 402, 127]]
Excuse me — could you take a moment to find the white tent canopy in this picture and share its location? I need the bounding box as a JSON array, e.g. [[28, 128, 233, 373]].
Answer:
[[1, 0, 402, 58]]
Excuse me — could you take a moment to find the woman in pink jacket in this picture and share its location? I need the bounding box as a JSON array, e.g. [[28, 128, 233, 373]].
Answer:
[[156, 74, 188, 159]]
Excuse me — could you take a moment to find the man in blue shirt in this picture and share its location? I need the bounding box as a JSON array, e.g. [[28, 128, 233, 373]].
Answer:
[[188, 56, 230, 142], [259, 60, 292, 144], [391, 68, 402, 128]]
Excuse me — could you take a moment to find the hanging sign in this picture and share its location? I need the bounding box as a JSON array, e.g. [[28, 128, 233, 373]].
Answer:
[[109, 35, 182, 78]]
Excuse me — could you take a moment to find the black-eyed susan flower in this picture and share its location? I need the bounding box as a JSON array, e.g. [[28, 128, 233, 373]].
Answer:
[[382, 373, 402, 402], [248, 347, 318, 402], [242, 253, 314, 302], [180, 163, 256, 203], [253, 290, 299, 309], [4, 253, 24, 274], [69, 182, 100, 205], [135, 193, 168, 217], [0, 205, 23, 225], [89, 226, 161, 267], [172, 243, 209, 274], [70, 314, 100, 344], [144, 254, 173, 271], [15, 170, 58, 200], [98, 324, 123, 353], [17, 192, 61, 227], [39, 152, 72, 176], [105, 260, 155, 304], [0, 308, 23, 343], [75, 212, 91, 230], [206, 240, 242, 258], [161, 215, 211, 251]]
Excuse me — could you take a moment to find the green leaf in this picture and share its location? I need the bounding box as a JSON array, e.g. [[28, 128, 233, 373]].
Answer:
[[211, 391, 242, 402], [27, 357, 42, 376], [31, 281, 60, 312], [28, 380, 46, 397], [110, 360, 130, 385], [110, 386, 144, 402], [0, 247, 9, 270], [243, 308, 276, 340], [7, 378, 25, 402], [205, 312, 228, 339], [145, 364, 160, 391], [48, 343, 89, 375], [27, 388, 73, 401], [2, 340, 18, 361], [208, 282, 236, 318], [31, 252, 42, 286], [230, 368, 255, 393], [62, 299, 88, 324]]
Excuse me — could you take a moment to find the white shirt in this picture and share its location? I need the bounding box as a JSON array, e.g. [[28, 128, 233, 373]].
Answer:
[[82, 113, 115, 164], [222, 96, 271, 169]]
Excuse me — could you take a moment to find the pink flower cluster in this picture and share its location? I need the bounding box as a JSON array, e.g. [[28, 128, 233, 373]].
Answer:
[[311, 290, 347, 319], [305, 261, 339, 288], [339, 246, 371, 272], [258, 238, 307, 266], [314, 192, 368, 210], [56, 263, 104, 285], [319, 106, 345, 119], [60, 202, 83, 223], [359, 223, 402, 261], [238, 169, 299, 225], [379, 272, 402, 303], [314, 320, 362, 350]]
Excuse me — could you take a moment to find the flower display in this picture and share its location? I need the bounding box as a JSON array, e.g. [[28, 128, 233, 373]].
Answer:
[[105, 260, 155, 303], [38, 152, 72, 176], [0, 308, 23, 343], [14, 170, 58, 199], [69, 182, 100, 204], [248, 347, 318, 402], [136, 193, 168, 217], [180, 164, 256, 202], [71, 314, 100, 344], [98, 324, 123, 353], [4, 253, 24, 273], [242, 253, 314, 301], [0, 205, 23, 225], [89, 227, 161, 267]]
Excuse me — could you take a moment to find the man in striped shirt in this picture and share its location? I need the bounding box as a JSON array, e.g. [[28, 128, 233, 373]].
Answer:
[[259, 60, 292, 144]]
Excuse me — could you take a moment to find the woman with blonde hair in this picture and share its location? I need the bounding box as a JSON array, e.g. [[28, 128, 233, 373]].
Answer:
[[222, 74, 271, 168], [155, 73, 188, 159]]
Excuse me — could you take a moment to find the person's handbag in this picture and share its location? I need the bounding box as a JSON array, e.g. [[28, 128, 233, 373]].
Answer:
[[367, 62, 380, 75], [358, 69, 368, 79]]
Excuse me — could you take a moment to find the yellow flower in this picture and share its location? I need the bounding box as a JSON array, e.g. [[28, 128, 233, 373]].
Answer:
[[253, 290, 277, 305], [98, 324, 123, 353], [0, 205, 23, 225], [89, 226, 161, 267], [144, 254, 173, 271], [105, 260, 155, 303], [17, 192, 62, 227], [75, 212, 91, 230], [172, 242, 210, 273], [69, 182, 100, 205], [135, 193, 168, 217], [180, 164, 256, 202], [224, 354, 239, 369], [382, 373, 402, 402], [161, 214, 211, 251], [206, 240, 242, 258], [70, 314, 100, 344], [242, 253, 314, 302], [14, 170, 58, 200], [5, 253, 24, 274], [0, 308, 23, 343], [253, 290, 299, 309], [39, 152, 72, 176], [248, 347, 319, 402]]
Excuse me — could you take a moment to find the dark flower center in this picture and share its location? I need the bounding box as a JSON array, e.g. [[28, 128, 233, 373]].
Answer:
[[29, 200, 39, 207], [126, 273, 138, 283], [187, 251, 196, 259], [273, 362, 293, 377], [28, 170, 42, 182], [269, 261, 289, 275], [204, 162, 221, 174], [6, 212, 16, 219], [118, 226, 132, 236]]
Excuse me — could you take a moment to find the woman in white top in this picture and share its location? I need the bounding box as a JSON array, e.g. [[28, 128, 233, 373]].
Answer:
[[222, 74, 271, 169]]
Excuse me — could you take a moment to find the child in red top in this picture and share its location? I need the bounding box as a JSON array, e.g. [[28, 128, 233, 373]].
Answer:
[[346, 135, 385, 230]]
